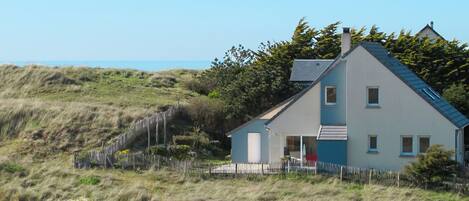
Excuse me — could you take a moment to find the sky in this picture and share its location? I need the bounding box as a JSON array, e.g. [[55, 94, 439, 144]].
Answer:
[[0, 0, 468, 61]]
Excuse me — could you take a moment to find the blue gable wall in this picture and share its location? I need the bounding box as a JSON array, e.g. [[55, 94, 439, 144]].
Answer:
[[320, 61, 346, 125], [231, 119, 269, 163], [317, 140, 347, 165]]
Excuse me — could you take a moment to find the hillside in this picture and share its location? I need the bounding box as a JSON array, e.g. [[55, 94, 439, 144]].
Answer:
[[0, 65, 199, 159]]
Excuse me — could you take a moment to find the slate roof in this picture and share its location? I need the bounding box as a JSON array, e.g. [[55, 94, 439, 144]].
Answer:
[[290, 59, 334, 82], [359, 42, 469, 128]]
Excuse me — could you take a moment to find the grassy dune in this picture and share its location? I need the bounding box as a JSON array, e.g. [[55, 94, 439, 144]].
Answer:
[[0, 65, 467, 201]]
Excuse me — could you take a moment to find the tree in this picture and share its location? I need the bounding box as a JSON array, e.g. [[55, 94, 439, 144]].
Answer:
[[443, 83, 469, 116], [404, 145, 458, 187]]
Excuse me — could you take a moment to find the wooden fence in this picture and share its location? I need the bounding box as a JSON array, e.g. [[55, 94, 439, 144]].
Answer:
[[74, 152, 469, 194], [74, 105, 179, 168]]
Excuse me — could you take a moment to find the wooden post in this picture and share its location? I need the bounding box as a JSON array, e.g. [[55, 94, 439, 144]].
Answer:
[[397, 172, 400, 187], [261, 163, 264, 175], [340, 166, 343, 182], [163, 112, 167, 147], [314, 161, 318, 175], [235, 163, 238, 177], [209, 163, 212, 176], [155, 117, 159, 146], [369, 169, 373, 185], [147, 119, 151, 150]]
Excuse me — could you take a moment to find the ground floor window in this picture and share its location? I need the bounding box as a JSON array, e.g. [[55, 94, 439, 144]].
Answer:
[[401, 136, 413, 155], [368, 135, 378, 152], [418, 136, 430, 153], [285, 136, 317, 163]]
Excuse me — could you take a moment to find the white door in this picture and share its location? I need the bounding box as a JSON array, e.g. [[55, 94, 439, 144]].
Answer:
[[248, 133, 261, 163]]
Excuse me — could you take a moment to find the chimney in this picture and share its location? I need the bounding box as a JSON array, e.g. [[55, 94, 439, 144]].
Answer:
[[430, 21, 434, 28], [341, 27, 351, 55]]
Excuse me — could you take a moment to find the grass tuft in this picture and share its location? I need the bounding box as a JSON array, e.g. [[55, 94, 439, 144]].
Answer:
[[79, 176, 101, 185]]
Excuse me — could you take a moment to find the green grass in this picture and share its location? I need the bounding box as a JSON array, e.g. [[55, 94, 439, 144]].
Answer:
[[79, 176, 101, 185], [0, 163, 25, 174]]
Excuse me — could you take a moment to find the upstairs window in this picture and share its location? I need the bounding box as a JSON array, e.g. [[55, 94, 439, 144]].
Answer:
[[367, 87, 379, 106], [325, 86, 336, 105]]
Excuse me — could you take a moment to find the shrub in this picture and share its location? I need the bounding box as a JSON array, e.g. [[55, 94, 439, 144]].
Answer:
[[0, 162, 25, 174], [404, 144, 458, 187], [147, 145, 169, 156], [173, 135, 197, 146], [183, 78, 213, 95], [186, 97, 225, 134], [79, 176, 101, 185], [168, 145, 192, 160], [148, 74, 177, 88]]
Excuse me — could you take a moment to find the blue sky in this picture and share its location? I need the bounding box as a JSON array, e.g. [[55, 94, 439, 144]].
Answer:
[[0, 0, 468, 61]]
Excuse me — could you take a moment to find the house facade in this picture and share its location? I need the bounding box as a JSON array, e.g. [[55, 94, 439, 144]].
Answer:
[[228, 27, 469, 171]]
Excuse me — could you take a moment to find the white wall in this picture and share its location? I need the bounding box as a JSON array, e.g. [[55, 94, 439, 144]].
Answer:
[[345, 46, 458, 170], [267, 83, 321, 163]]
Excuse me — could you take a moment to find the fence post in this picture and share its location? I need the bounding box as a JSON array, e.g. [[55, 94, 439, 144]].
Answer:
[[209, 163, 212, 176], [314, 161, 317, 175], [369, 169, 373, 185], [397, 172, 400, 187], [235, 163, 238, 177], [340, 166, 343, 182], [261, 163, 264, 175], [147, 119, 151, 150], [287, 160, 290, 173]]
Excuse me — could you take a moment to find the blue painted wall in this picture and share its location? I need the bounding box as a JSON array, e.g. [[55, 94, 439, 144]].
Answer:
[[317, 140, 347, 165], [231, 119, 269, 163], [320, 61, 346, 125]]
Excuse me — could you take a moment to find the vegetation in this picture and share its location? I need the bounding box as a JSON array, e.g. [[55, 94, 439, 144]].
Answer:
[[0, 157, 467, 201], [405, 145, 459, 187]]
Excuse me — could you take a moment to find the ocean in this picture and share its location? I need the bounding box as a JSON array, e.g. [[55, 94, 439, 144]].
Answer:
[[0, 60, 212, 71]]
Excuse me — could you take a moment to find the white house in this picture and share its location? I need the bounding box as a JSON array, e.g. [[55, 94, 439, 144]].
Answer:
[[416, 21, 445, 40], [228, 27, 469, 171]]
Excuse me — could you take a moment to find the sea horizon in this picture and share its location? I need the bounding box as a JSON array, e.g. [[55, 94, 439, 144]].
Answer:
[[0, 60, 212, 71]]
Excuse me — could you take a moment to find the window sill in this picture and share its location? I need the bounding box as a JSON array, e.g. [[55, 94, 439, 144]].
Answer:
[[399, 153, 415, 158], [367, 150, 379, 154], [366, 105, 381, 109], [325, 103, 337, 106]]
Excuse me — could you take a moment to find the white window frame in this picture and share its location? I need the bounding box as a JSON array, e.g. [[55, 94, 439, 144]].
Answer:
[[368, 135, 378, 152], [400, 135, 414, 156], [366, 86, 379, 106], [325, 86, 337, 105], [418, 135, 431, 154]]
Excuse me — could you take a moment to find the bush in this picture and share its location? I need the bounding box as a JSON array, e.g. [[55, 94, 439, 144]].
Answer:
[[0, 163, 25, 174], [148, 74, 177, 88], [183, 78, 213, 95], [147, 145, 169, 156], [404, 144, 458, 187], [186, 97, 225, 134], [168, 145, 192, 160], [79, 176, 101, 185]]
